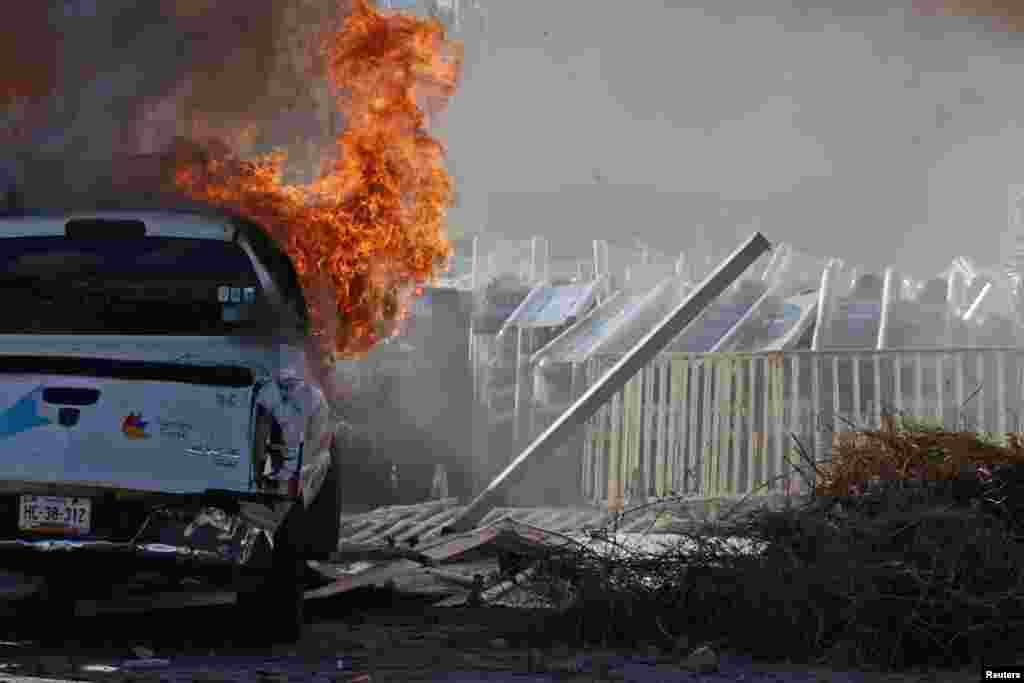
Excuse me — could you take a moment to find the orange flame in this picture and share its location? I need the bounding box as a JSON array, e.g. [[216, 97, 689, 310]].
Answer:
[[915, 0, 1024, 30], [0, 6, 59, 107], [174, 0, 461, 363]]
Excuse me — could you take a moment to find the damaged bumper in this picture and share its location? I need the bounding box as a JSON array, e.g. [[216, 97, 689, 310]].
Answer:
[[0, 487, 289, 592]]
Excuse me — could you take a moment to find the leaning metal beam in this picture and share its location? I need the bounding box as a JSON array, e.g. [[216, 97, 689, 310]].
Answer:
[[444, 232, 773, 533]]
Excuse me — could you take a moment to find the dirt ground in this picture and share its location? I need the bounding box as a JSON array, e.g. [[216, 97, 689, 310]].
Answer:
[[0, 596, 981, 683]]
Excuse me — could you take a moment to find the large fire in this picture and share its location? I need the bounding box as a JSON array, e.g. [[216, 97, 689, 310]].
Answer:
[[0, 6, 58, 106], [174, 0, 461, 365], [915, 0, 1024, 29]]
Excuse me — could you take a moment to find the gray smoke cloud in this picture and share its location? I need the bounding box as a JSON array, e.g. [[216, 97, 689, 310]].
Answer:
[[2, 0, 340, 212], [441, 0, 1024, 280]]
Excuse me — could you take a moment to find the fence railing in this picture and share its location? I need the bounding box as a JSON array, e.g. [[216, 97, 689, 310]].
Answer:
[[573, 347, 1024, 507]]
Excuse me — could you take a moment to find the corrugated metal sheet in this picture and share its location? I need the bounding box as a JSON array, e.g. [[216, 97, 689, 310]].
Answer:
[[337, 499, 730, 552], [338, 501, 612, 549], [313, 498, 784, 602]]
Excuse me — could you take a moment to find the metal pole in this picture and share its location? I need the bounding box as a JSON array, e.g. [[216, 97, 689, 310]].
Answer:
[[878, 267, 894, 350], [540, 237, 550, 283], [443, 232, 772, 533], [530, 237, 539, 284], [811, 259, 840, 351], [513, 326, 524, 441], [469, 235, 479, 365]]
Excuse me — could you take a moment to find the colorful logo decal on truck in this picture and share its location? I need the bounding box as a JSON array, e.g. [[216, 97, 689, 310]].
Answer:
[[0, 386, 51, 438], [122, 413, 150, 439]]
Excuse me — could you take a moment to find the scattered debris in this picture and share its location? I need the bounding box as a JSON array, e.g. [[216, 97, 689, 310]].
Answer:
[[255, 668, 289, 683], [314, 501, 764, 612], [683, 645, 719, 674], [131, 645, 155, 659], [34, 654, 73, 676], [81, 663, 119, 673], [121, 657, 171, 669]]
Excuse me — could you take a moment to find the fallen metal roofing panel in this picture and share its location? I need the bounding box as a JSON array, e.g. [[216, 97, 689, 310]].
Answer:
[[313, 499, 780, 603], [338, 501, 611, 549]]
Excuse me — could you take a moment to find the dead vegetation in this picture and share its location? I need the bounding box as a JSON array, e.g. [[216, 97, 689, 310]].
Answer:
[[512, 410, 1024, 671]]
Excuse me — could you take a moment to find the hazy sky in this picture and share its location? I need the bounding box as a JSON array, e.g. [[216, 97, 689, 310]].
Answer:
[[437, 0, 1024, 279]]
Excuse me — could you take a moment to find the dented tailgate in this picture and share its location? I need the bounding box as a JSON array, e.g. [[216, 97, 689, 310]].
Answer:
[[0, 357, 255, 495]]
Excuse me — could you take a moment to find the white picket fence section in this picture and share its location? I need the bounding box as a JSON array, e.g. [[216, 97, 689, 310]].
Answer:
[[577, 347, 1024, 507]]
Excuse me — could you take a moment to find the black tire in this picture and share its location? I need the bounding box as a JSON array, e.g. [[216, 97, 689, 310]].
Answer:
[[236, 547, 306, 645], [29, 577, 76, 646], [235, 425, 345, 644], [302, 433, 344, 558]]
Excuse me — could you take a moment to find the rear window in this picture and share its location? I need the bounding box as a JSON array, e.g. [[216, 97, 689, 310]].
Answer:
[[0, 236, 279, 335]]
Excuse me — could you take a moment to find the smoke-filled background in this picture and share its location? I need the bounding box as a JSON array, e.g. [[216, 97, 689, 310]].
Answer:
[[438, 0, 1024, 279], [0, 0, 342, 206], [9, 1, 1024, 276], [7, 0, 1024, 506]]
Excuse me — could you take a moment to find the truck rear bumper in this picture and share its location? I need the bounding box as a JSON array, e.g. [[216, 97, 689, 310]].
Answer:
[[0, 485, 286, 589]]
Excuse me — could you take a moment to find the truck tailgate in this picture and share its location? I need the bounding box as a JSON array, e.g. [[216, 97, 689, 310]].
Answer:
[[0, 359, 254, 494]]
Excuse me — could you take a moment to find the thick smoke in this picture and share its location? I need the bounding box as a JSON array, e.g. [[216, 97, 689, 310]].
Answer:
[[1, 1, 339, 211]]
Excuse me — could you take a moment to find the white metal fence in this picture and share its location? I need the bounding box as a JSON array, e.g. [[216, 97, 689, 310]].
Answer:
[[576, 347, 1024, 507]]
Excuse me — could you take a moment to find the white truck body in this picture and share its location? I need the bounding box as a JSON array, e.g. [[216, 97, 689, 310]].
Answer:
[[0, 210, 341, 590]]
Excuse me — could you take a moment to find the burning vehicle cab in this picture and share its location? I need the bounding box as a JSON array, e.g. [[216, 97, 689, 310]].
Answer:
[[0, 208, 343, 642]]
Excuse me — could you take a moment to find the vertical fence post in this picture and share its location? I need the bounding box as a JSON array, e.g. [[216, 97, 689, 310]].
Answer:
[[1018, 352, 1024, 432], [852, 354, 862, 428], [768, 353, 786, 494], [643, 364, 655, 499], [914, 352, 924, 421], [594, 361, 607, 502], [581, 360, 594, 500], [512, 327, 523, 442], [873, 354, 882, 429], [670, 357, 686, 494], [789, 353, 801, 493], [761, 355, 773, 493], [997, 350, 1007, 438], [732, 356, 746, 496], [976, 353, 986, 432], [656, 358, 670, 497], [628, 371, 641, 501], [721, 356, 734, 497], [609, 383, 623, 509], [748, 355, 759, 492], [687, 357, 701, 494], [707, 357, 721, 497], [893, 355, 903, 419], [831, 355, 841, 443], [701, 356, 714, 497], [811, 353, 821, 473], [955, 352, 966, 430]]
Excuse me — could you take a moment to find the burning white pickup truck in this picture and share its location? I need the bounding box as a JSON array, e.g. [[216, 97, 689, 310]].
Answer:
[[0, 208, 343, 643]]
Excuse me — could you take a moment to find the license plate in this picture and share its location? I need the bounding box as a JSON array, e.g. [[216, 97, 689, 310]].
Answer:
[[18, 495, 92, 535]]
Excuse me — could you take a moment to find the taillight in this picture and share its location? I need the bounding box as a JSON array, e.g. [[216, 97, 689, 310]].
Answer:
[[288, 478, 302, 499]]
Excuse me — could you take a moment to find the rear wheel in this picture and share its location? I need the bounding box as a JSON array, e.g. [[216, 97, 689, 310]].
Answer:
[[29, 576, 77, 646], [304, 434, 344, 558], [236, 425, 344, 644], [236, 547, 306, 645]]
